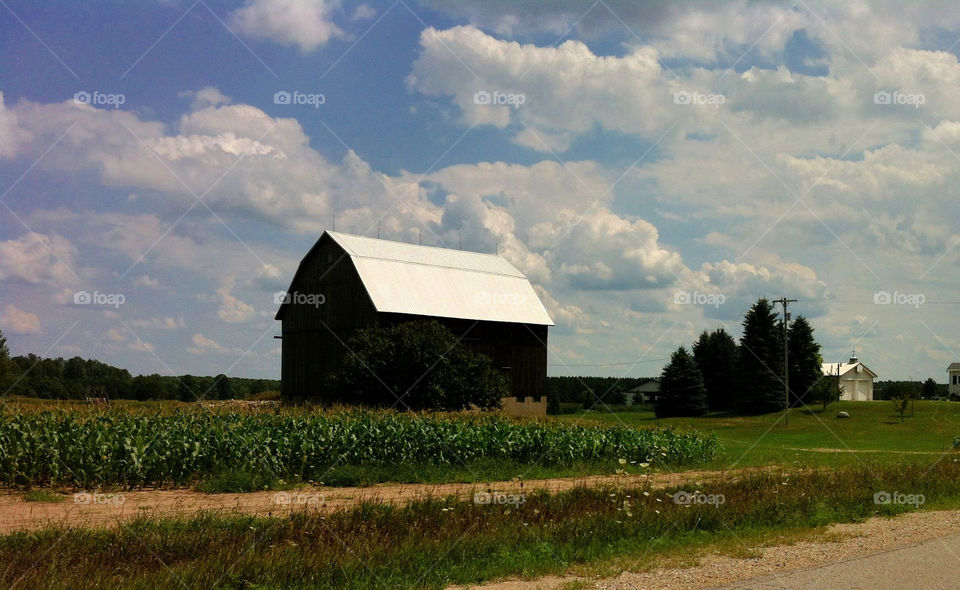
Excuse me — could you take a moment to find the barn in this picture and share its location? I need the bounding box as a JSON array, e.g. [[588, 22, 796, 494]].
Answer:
[[275, 231, 554, 416]]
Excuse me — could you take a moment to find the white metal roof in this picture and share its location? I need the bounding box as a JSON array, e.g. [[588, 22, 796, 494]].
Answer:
[[821, 361, 878, 379], [327, 231, 554, 326]]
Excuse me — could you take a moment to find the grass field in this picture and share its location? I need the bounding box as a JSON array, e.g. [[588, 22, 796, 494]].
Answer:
[[561, 400, 960, 470], [3, 460, 959, 589]]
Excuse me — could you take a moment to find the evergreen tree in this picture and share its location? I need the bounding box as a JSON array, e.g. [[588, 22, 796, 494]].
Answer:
[[693, 328, 738, 411], [922, 377, 938, 399], [0, 328, 18, 393], [787, 316, 822, 407], [656, 346, 707, 417], [735, 298, 784, 414]]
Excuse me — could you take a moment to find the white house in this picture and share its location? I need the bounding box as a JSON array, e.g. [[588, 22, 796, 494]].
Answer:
[[948, 363, 960, 397], [821, 357, 878, 401], [624, 378, 660, 406]]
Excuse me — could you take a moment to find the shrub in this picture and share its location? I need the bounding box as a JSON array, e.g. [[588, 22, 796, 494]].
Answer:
[[334, 320, 508, 411]]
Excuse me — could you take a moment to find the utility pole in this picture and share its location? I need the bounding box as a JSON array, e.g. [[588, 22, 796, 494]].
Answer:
[[773, 297, 797, 425]]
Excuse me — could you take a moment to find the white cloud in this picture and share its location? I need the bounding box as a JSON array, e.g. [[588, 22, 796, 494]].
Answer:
[[1, 304, 41, 334], [228, 0, 349, 52], [133, 275, 160, 289], [130, 317, 184, 330], [216, 286, 256, 323], [0, 232, 77, 285], [187, 332, 241, 355]]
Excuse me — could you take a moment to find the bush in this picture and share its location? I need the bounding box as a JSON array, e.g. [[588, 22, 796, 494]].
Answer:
[[334, 320, 508, 411]]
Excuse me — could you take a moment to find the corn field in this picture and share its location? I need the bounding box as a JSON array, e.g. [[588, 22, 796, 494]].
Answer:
[[0, 409, 720, 487]]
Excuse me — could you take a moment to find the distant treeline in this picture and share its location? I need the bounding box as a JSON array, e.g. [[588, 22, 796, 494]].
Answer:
[[874, 379, 949, 401], [546, 376, 649, 409], [5, 354, 279, 401]]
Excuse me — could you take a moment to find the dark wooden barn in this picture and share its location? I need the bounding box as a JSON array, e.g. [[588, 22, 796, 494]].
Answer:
[[275, 231, 554, 415]]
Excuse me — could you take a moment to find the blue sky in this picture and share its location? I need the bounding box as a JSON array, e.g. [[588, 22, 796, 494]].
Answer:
[[2, 0, 960, 382]]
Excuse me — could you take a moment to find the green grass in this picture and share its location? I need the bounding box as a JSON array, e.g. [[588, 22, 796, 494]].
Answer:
[[21, 489, 67, 503], [4, 460, 960, 589], [561, 400, 960, 470]]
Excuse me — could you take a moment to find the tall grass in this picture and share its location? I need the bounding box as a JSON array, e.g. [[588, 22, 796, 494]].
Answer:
[[2, 460, 958, 589], [0, 409, 719, 488]]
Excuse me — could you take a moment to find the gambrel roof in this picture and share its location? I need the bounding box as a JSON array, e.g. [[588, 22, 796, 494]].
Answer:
[[277, 231, 554, 326]]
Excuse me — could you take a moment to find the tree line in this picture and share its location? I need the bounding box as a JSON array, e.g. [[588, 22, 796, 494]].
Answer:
[[0, 329, 278, 401], [656, 298, 832, 417]]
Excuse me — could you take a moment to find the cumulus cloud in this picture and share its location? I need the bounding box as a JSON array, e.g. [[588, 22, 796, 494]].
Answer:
[[187, 332, 241, 355], [0, 233, 77, 285], [1, 304, 41, 334], [216, 286, 256, 323], [228, 0, 350, 52]]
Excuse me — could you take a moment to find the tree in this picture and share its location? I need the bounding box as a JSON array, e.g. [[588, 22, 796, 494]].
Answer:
[[735, 298, 784, 414], [813, 370, 842, 411], [178, 375, 197, 402], [787, 316, 822, 407], [892, 395, 909, 423], [693, 328, 738, 411], [922, 377, 939, 399], [0, 328, 17, 394], [656, 346, 708, 417], [335, 320, 508, 411], [214, 374, 234, 400]]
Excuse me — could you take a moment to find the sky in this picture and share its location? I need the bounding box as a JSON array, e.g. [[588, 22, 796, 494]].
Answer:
[[1, 0, 959, 382]]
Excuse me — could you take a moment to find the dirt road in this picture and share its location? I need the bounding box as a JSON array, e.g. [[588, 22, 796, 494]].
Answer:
[[0, 469, 728, 533]]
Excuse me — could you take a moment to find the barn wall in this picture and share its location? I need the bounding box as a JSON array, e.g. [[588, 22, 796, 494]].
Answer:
[[280, 236, 378, 399]]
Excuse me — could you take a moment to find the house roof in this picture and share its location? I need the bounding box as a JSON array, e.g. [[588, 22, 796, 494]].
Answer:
[[278, 231, 554, 326], [626, 379, 661, 393], [821, 361, 878, 379], [948, 363, 960, 371]]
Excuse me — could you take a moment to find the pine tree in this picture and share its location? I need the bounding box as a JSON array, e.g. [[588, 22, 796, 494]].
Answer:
[[735, 298, 784, 414], [656, 346, 707, 417], [787, 316, 822, 407], [0, 328, 19, 394], [693, 328, 738, 411]]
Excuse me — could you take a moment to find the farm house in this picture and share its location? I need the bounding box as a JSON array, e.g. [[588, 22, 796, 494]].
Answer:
[[275, 231, 554, 416]]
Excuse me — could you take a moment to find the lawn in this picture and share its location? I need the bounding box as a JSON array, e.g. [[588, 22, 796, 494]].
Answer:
[[560, 400, 960, 470]]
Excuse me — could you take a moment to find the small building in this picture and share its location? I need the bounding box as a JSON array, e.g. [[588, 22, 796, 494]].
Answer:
[[821, 357, 878, 401], [948, 363, 960, 398], [624, 378, 660, 406], [276, 231, 554, 415]]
